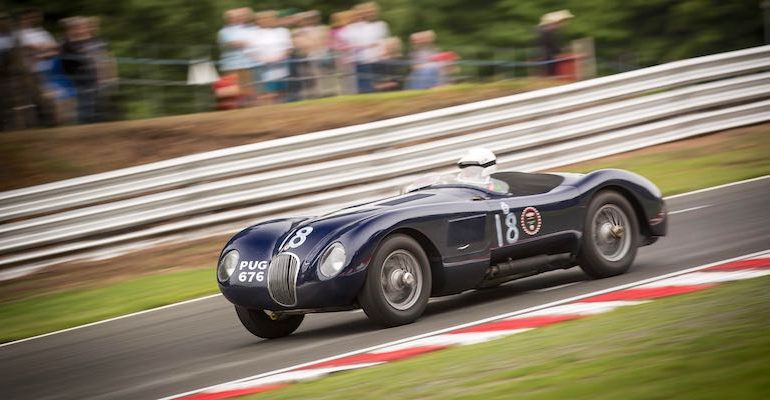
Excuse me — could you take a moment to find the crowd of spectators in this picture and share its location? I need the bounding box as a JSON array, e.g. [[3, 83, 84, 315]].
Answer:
[[0, 4, 577, 127], [0, 8, 117, 131], [215, 2, 459, 109]]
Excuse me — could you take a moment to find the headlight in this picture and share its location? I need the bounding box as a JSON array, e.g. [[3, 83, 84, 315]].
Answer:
[[217, 250, 239, 282], [319, 242, 346, 278]]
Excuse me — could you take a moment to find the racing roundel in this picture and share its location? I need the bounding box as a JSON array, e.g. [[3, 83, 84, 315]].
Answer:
[[520, 207, 542, 235]]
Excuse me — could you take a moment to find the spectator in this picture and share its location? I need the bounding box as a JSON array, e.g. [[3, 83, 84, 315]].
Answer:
[[15, 7, 58, 125], [409, 30, 438, 65], [406, 30, 441, 89], [87, 16, 118, 121], [536, 9, 573, 76], [243, 9, 265, 94], [293, 10, 333, 99], [212, 73, 240, 110], [40, 51, 77, 125], [330, 10, 356, 95], [217, 8, 256, 106], [290, 12, 313, 100], [1, 12, 40, 130], [345, 2, 390, 93], [431, 50, 460, 86], [60, 16, 98, 124], [280, 9, 306, 102], [255, 10, 293, 104], [372, 37, 406, 91], [15, 8, 58, 72]]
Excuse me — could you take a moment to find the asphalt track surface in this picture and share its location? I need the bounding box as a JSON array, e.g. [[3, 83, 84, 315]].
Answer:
[[2, 177, 770, 400]]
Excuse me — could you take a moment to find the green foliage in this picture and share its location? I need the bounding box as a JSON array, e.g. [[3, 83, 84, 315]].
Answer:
[[5, 0, 764, 118], [7, 0, 763, 64]]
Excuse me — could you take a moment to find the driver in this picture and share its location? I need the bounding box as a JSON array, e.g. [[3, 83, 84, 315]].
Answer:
[[456, 147, 508, 192]]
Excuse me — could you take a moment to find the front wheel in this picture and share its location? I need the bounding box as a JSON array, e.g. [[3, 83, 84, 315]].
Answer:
[[359, 234, 431, 327], [578, 191, 639, 279], [235, 305, 304, 339]]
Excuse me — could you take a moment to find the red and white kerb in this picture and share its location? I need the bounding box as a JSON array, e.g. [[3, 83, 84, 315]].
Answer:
[[174, 255, 770, 400]]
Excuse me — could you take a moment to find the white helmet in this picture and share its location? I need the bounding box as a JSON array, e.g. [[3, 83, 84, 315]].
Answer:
[[456, 147, 497, 187], [457, 147, 497, 170]]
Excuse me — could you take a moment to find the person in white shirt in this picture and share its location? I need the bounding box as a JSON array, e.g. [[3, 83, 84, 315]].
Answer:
[[293, 11, 333, 99], [217, 8, 257, 106], [16, 8, 58, 73], [255, 10, 293, 104], [15, 8, 58, 126], [330, 10, 356, 95], [346, 2, 389, 93]]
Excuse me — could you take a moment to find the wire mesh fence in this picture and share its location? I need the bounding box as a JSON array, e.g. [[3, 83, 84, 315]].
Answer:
[[4, 43, 632, 128]]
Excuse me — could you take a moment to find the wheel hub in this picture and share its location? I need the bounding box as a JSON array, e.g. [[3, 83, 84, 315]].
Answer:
[[610, 225, 624, 238], [593, 204, 632, 262], [389, 269, 416, 289], [599, 222, 625, 240], [380, 250, 422, 311], [402, 271, 415, 287], [389, 269, 405, 289]]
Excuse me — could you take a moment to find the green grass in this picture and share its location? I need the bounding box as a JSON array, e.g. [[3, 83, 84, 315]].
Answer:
[[289, 80, 550, 106], [1, 125, 769, 343], [244, 276, 770, 400], [564, 127, 770, 195], [0, 268, 216, 342]]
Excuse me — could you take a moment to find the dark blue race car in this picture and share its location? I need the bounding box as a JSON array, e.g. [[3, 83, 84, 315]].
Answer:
[[217, 162, 667, 339]]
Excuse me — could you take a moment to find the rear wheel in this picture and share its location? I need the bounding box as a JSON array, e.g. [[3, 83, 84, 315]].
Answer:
[[359, 234, 431, 327], [578, 191, 639, 278], [234, 306, 304, 339]]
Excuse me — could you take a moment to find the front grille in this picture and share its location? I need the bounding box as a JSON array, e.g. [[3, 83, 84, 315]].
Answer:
[[268, 253, 299, 306]]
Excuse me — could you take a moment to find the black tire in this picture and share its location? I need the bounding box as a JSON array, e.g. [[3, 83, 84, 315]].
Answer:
[[358, 234, 431, 327], [234, 305, 304, 339], [577, 190, 639, 279]]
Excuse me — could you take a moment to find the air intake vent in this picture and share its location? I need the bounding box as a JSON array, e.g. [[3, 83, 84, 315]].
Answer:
[[268, 253, 299, 306]]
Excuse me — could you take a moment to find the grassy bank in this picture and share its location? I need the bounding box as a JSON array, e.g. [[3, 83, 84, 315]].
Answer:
[[0, 123, 769, 342], [0, 80, 558, 191], [565, 124, 770, 195], [0, 268, 215, 342], [245, 276, 770, 400]]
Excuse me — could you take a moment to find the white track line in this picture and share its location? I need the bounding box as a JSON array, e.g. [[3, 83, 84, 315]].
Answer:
[[669, 205, 711, 215], [161, 248, 770, 400], [0, 294, 222, 349], [664, 174, 770, 199], [2, 174, 769, 349]]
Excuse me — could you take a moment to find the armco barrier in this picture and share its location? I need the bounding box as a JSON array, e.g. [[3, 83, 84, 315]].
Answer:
[[2, 45, 769, 216], [1, 45, 769, 270]]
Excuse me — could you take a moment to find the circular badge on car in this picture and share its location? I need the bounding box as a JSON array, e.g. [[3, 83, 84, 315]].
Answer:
[[520, 207, 542, 235]]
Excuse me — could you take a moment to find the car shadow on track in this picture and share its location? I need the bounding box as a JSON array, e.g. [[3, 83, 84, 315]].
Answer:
[[265, 268, 593, 342], [420, 268, 590, 318]]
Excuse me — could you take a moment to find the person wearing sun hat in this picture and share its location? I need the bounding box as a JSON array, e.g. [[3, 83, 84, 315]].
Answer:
[[536, 9, 574, 76]]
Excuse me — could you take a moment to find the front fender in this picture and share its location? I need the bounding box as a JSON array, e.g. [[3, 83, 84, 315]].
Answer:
[[219, 213, 381, 310]]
